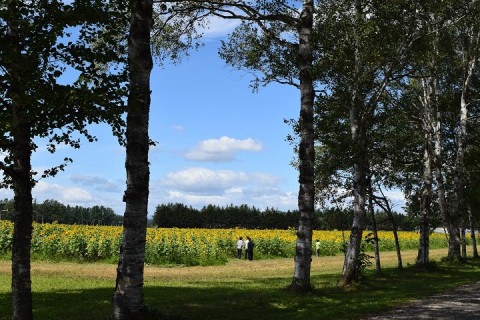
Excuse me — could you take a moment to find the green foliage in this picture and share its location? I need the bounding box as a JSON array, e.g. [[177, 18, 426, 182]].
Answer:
[[0, 198, 122, 225], [0, 0, 128, 185], [153, 203, 300, 230], [354, 233, 375, 283]]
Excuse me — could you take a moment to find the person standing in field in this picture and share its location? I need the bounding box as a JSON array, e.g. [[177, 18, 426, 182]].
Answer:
[[244, 237, 249, 260], [315, 239, 320, 257], [247, 236, 254, 261], [236, 237, 243, 259]]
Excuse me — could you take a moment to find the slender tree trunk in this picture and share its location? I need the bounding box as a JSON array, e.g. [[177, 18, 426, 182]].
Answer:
[[433, 114, 461, 259], [388, 210, 402, 269], [291, 0, 315, 291], [112, 0, 153, 318], [461, 223, 467, 259], [7, 1, 34, 318], [367, 182, 381, 273], [374, 192, 402, 269], [416, 143, 432, 266], [469, 206, 479, 258], [451, 32, 477, 261], [340, 0, 368, 286]]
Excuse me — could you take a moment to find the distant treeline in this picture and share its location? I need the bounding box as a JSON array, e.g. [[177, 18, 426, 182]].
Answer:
[[0, 198, 418, 230], [153, 203, 418, 231], [0, 198, 122, 225]]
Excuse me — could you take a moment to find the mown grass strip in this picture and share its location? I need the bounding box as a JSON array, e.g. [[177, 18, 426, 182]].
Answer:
[[1, 248, 480, 319]]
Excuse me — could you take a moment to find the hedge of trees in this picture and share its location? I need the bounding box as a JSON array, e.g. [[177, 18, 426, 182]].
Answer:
[[0, 198, 122, 226], [1, 198, 416, 231], [152, 203, 417, 231]]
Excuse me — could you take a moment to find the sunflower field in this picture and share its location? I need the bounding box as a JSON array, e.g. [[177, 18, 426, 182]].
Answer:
[[0, 220, 450, 266]]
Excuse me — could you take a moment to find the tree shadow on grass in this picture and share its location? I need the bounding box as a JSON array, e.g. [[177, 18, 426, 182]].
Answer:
[[0, 261, 479, 320]]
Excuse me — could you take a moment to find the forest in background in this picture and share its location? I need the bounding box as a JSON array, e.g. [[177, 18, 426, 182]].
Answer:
[[1, 198, 416, 231]]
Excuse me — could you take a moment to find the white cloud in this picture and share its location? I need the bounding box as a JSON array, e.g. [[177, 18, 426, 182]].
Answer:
[[152, 167, 295, 211], [183, 136, 262, 162], [34, 180, 94, 203], [159, 167, 280, 193], [160, 167, 250, 193], [70, 174, 122, 193], [201, 16, 241, 39], [172, 125, 185, 132], [381, 189, 406, 203]]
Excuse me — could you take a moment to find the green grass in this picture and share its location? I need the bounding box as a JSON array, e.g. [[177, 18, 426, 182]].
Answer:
[[1, 249, 480, 319]]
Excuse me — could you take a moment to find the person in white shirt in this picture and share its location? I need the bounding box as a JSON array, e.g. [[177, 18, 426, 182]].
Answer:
[[236, 237, 244, 259], [243, 237, 249, 260]]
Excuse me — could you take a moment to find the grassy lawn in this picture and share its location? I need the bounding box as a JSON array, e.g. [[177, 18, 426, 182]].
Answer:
[[1, 248, 480, 319]]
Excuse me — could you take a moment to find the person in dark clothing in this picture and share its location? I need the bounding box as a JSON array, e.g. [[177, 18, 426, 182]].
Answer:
[[247, 236, 254, 261]]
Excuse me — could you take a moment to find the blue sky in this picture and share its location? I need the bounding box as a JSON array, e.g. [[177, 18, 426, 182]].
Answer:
[[0, 19, 300, 216], [0, 17, 405, 217]]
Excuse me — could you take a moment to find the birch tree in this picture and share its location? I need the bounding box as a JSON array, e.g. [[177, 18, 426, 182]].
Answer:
[[1, 1, 126, 318], [314, 0, 419, 285], [168, 0, 317, 290], [450, 0, 480, 258], [111, 0, 153, 317]]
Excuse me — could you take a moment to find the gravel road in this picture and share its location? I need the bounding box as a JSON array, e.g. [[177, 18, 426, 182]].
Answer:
[[363, 281, 480, 320]]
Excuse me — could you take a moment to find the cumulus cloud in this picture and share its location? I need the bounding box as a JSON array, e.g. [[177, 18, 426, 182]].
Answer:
[[160, 167, 279, 194], [152, 167, 295, 211], [34, 180, 94, 203], [70, 174, 122, 192], [183, 136, 262, 162], [201, 16, 241, 39]]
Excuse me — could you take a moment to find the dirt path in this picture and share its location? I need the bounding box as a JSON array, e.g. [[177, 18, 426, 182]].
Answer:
[[364, 281, 480, 319]]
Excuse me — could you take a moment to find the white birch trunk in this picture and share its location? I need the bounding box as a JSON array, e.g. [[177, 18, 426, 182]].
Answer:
[[291, 0, 315, 291], [340, 0, 368, 286], [416, 140, 432, 266], [451, 26, 478, 259], [112, 0, 153, 318]]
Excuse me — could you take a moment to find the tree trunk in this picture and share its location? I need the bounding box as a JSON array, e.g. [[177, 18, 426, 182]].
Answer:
[[340, 0, 368, 286], [417, 136, 432, 266], [374, 192, 402, 269], [469, 205, 479, 258], [433, 114, 461, 259], [461, 224, 467, 259], [11, 114, 33, 320], [367, 181, 381, 273], [391, 216, 402, 269], [7, 0, 34, 318], [290, 0, 315, 291], [451, 32, 477, 261], [112, 0, 153, 318]]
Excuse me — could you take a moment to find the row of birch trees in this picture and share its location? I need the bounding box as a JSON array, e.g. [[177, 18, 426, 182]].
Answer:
[[1, 0, 480, 319]]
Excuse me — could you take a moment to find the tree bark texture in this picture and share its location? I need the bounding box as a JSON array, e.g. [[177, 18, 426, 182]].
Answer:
[[451, 31, 477, 259], [7, 0, 34, 318], [367, 182, 381, 273], [469, 207, 479, 258], [416, 138, 432, 266], [340, 0, 368, 286], [433, 109, 461, 259], [291, 0, 315, 291], [112, 0, 153, 318]]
